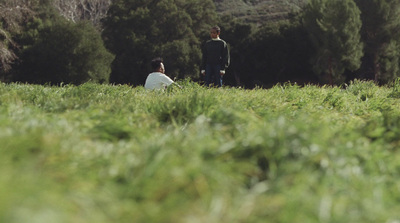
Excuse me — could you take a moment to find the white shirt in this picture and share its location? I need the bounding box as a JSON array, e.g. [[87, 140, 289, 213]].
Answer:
[[144, 72, 174, 90]]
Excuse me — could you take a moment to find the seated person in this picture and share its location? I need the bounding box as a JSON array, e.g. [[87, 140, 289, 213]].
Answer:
[[144, 57, 176, 90]]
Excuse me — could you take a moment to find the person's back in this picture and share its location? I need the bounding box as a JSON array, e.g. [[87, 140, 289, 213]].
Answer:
[[144, 72, 173, 90], [144, 58, 174, 90]]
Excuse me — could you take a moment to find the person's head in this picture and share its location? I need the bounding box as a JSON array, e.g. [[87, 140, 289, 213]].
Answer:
[[210, 26, 220, 39], [151, 57, 165, 73]]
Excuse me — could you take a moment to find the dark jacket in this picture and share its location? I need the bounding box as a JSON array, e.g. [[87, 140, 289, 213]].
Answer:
[[201, 38, 230, 71]]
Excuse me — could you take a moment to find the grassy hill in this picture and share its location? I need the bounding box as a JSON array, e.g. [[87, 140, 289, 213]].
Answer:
[[214, 0, 307, 24], [2, 80, 400, 222]]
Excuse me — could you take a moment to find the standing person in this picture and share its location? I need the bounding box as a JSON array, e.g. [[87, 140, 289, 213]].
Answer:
[[145, 57, 177, 90], [201, 26, 230, 87]]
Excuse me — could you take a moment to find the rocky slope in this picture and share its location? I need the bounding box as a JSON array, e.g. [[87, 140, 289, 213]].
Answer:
[[214, 0, 306, 24]]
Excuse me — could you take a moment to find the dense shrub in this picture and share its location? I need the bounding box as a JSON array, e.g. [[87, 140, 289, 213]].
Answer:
[[101, 0, 218, 85], [15, 20, 114, 85], [220, 16, 315, 88]]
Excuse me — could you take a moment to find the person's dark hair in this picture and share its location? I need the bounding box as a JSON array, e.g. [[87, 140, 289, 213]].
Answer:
[[151, 57, 163, 70], [212, 26, 221, 33]]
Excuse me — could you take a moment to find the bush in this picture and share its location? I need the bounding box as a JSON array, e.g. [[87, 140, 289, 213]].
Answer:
[[15, 20, 114, 85], [102, 0, 217, 85]]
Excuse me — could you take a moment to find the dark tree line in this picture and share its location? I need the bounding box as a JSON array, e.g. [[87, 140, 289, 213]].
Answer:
[[0, 0, 113, 85], [101, 0, 218, 85], [1, 0, 400, 86]]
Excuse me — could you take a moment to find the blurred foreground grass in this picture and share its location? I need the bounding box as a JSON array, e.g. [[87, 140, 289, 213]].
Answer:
[[1, 80, 400, 222]]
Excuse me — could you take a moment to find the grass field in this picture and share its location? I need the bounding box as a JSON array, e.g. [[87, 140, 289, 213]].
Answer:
[[1, 80, 400, 222]]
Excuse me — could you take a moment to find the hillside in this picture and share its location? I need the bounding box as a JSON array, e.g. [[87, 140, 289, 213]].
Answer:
[[214, 0, 306, 24], [2, 81, 400, 222]]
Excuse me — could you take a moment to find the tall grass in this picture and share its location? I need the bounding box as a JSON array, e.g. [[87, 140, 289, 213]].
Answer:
[[1, 80, 400, 222]]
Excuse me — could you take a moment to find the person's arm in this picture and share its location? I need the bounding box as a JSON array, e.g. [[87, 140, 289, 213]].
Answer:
[[171, 82, 182, 89], [161, 74, 174, 87], [220, 41, 230, 75], [164, 79, 182, 89], [160, 74, 182, 89], [201, 41, 207, 75]]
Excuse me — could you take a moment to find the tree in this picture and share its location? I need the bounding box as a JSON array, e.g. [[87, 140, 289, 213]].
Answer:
[[303, 0, 363, 84], [217, 15, 254, 87], [101, 0, 218, 85], [52, 0, 111, 29], [0, 0, 36, 80], [218, 13, 315, 88], [354, 0, 400, 83], [0, 23, 17, 76], [1, 0, 112, 80], [15, 20, 114, 84]]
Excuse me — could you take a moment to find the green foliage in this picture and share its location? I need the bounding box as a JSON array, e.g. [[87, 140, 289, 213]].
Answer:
[[149, 89, 217, 124], [346, 79, 379, 101], [15, 20, 114, 85], [0, 23, 16, 76], [354, 0, 400, 83], [0, 0, 39, 79], [388, 78, 400, 98], [1, 81, 400, 222], [218, 15, 255, 85], [220, 16, 314, 87], [303, 0, 363, 84], [5, 0, 400, 87], [102, 0, 218, 85]]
